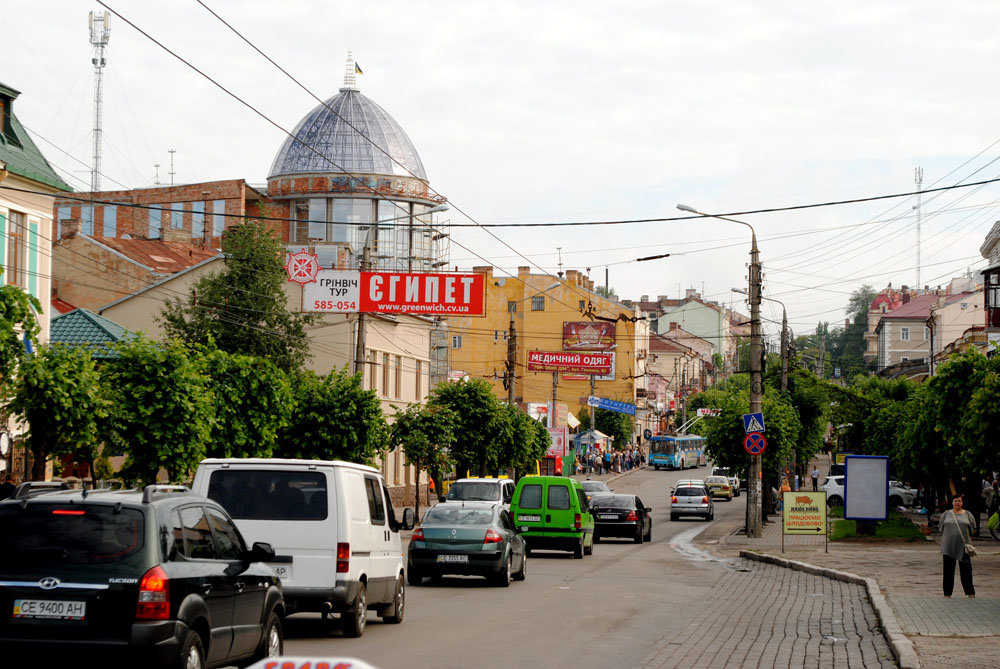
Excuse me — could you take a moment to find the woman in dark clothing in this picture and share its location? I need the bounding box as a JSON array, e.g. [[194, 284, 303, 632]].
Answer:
[[940, 495, 975, 597]]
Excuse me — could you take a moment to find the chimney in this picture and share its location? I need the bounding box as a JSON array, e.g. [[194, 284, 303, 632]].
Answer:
[[566, 269, 579, 285], [845, 319, 850, 328], [670, 322, 680, 331], [60, 218, 81, 240], [472, 265, 492, 276], [685, 288, 699, 299], [641, 294, 649, 303], [517, 266, 530, 276]]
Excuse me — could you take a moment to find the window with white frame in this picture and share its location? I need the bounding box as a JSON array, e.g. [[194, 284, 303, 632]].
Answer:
[[531, 296, 545, 311], [924, 326, 929, 341], [900, 327, 910, 341], [6, 210, 27, 287]]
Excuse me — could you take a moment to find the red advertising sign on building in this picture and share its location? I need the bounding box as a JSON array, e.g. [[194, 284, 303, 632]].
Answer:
[[302, 269, 486, 316], [527, 351, 613, 374], [562, 321, 616, 351]]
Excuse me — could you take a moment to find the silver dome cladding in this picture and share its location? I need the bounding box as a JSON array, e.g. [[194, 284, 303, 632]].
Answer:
[[269, 89, 427, 181]]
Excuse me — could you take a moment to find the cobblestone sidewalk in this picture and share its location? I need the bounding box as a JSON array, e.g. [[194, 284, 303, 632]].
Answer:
[[641, 558, 895, 668]]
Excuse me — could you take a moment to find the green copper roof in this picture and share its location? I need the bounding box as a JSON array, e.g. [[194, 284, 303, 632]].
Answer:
[[0, 83, 72, 192], [50, 308, 135, 359]]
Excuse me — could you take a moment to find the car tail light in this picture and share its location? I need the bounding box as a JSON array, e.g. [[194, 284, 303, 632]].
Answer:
[[574, 513, 582, 530], [336, 542, 350, 573], [671, 496, 678, 504], [702, 496, 709, 503], [136, 565, 170, 620], [412, 529, 425, 543], [52, 509, 86, 515], [626, 510, 638, 521], [483, 529, 503, 544]]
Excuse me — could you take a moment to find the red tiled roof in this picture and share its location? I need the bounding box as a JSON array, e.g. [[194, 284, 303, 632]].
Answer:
[[51, 297, 76, 314], [878, 293, 938, 320], [90, 237, 218, 273]]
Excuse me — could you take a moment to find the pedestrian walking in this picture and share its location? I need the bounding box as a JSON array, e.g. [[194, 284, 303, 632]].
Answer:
[[811, 466, 820, 491], [0, 474, 15, 500], [940, 494, 976, 598]]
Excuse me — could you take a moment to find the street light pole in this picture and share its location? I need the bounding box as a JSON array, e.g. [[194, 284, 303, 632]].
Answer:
[[682, 204, 763, 537]]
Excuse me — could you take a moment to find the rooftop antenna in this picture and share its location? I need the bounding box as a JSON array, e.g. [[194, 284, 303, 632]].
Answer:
[[153, 162, 160, 185], [168, 149, 176, 186], [89, 10, 110, 192], [557, 247, 563, 275], [914, 166, 923, 289]]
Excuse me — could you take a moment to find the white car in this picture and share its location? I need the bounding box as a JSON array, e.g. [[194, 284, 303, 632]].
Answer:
[[444, 478, 515, 508], [821, 475, 917, 508]]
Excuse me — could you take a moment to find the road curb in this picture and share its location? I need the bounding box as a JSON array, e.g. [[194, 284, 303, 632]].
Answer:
[[739, 550, 920, 669]]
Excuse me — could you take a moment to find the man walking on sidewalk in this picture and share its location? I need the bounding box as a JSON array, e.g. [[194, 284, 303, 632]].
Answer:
[[811, 466, 820, 491]]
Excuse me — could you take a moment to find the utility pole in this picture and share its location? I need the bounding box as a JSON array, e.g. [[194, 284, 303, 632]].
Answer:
[[747, 231, 763, 538], [550, 372, 558, 428], [506, 311, 516, 405], [589, 374, 596, 428], [780, 308, 789, 393], [354, 243, 371, 376]]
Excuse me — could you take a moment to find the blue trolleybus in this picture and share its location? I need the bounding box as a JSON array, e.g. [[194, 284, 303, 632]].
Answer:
[[648, 435, 707, 470]]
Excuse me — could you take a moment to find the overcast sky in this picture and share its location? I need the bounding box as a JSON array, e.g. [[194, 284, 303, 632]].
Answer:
[[5, 0, 999, 340]]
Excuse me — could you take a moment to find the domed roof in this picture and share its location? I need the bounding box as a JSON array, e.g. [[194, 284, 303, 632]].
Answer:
[[269, 86, 427, 181]]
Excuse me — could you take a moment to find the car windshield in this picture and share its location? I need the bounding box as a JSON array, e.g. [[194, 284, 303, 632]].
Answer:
[[422, 506, 495, 525], [447, 482, 501, 502], [705, 477, 727, 484], [713, 468, 730, 477], [0, 503, 145, 568], [581, 481, 610, 492], [591, 495, 635, 509], [675, 487, 706, 497]]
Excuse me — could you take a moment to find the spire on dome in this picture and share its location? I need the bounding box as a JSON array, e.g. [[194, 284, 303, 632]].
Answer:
[[342, 51, 360, 92]]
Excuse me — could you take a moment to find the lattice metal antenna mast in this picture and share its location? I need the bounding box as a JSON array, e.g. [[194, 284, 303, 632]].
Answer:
[[89, 10, 110, 192], [915, 166, 923, 289]]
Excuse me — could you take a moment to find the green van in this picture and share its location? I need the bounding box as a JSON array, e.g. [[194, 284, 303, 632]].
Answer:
[[510, 476, 594, 558]]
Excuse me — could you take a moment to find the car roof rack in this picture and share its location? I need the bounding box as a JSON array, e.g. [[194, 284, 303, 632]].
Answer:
[[12, 481, 70, 499], [142, 484, 190, 504]]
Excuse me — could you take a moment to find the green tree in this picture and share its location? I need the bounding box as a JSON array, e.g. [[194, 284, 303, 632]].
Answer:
[[102, 337, 215, 486], [0, 284, 42, 387], [9, 345, 106, 482], [426, 379, 506, 476], [200, 348, 293, 458], [275, 368, 387, 464], [389, 403, 457, 518], [159, 221, 317, 372], [594, 408, 633, 450], [501, 404, 550, 477]]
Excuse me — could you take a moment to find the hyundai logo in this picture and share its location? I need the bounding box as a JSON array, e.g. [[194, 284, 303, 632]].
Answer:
[[39, 577, 61, 590]]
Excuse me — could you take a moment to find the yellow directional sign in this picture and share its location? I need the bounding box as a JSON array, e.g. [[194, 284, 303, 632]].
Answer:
[[782, 491, 827, 535]]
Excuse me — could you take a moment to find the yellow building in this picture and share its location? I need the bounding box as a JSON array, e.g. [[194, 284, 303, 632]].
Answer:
[[446, 266, 641, 435]]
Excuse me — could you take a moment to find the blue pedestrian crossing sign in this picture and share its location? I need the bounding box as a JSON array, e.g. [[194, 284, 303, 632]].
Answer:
[[743, 412, 765, 433]]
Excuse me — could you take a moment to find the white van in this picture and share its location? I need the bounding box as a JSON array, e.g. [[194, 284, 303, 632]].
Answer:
[[191, 458, 414, 637]]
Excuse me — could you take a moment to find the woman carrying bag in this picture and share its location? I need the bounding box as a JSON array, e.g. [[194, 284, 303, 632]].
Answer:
[[940, 494, 976, 598]]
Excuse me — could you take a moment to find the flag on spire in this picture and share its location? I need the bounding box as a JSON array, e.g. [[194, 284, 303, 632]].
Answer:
[[355, 62, 364, 75]]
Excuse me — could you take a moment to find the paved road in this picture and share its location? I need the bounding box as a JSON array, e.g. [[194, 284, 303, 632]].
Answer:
[[281, 467, 893, 668]]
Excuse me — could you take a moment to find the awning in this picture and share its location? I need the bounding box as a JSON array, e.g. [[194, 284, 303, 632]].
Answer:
[[567, 412, 581, 428]]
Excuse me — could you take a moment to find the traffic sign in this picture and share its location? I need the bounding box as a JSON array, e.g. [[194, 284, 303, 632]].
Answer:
[[697, 408, 720, 417], [586, 396, 636, 416], [744, 432, 767, 455], [743, 412, 765, 433], [643, 428, 653, 440]]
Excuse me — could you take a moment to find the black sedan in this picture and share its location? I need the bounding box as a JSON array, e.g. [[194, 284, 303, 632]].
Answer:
[[590, 494, 652, 544], [407, 502, 526, 586]]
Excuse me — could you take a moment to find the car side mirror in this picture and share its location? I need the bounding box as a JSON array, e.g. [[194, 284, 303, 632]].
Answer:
[[646, 507, 652, 513], [248, 541, 275, 563], [402, 507, 415, 530]]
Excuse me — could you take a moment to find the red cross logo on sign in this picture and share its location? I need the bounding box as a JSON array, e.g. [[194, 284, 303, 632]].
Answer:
[[285, 251, 320, 285], [744, 432, 767, 455]]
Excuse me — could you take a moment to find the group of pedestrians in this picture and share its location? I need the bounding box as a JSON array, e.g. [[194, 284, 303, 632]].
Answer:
[[578, 448, 645, 476]]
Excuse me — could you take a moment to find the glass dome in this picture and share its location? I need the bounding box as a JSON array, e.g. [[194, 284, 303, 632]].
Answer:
[[269, 88, 427, 181]]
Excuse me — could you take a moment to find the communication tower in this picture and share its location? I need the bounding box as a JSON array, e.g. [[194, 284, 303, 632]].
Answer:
[[915, 166, 923, 289], [89, 10, 110, 192]]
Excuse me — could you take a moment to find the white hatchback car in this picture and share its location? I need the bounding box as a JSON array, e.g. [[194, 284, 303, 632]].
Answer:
[[821, 475, 917, 508]]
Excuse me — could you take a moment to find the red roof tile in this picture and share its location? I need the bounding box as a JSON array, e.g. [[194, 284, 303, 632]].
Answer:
[[51, 297, 76, 314], [90, 237, 218, 273]]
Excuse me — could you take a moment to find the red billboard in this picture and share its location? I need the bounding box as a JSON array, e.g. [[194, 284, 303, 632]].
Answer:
[[563, 321, 616, 351], [527, 351, 613, 374], [302, 269, 486, 316]]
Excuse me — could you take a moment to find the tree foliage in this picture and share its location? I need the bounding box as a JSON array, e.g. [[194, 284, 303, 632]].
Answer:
[[501, 404, 550, 475], [275, 368, 387, 464], [389, 402, 457, 476], [0, 284, 41, 387], [103, 337, 215, 486], [159, 221, 317, 372], [426, 379, 507, 476], [594, 407, 633, 449], [200, 348, 293, 459], [9, 345, 106, 481]]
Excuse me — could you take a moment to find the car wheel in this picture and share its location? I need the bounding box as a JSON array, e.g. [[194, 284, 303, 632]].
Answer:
[[633, 526, 643, 544], [513, 553, 527, 581], [670, 513, 678, 521], [406, 566, 422, 586], [654, 465, 660, 471], [573, 538, 584, 559], [644, 524, 652, 542], [680, 460, 685, 469], [593, 533, 601, 543], [829, 496, 843, 507], [584, 536, 593, 555], [341, 583, 367, 637], [889, 496, 902, 508], [382, 577, 404, 624], [176, 630, 205, 669], [492, 556, 512, 587]]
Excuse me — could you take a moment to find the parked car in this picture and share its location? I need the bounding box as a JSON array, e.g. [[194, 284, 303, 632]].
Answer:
[[671, 479, 705, 492], [670, 484, 715, 521], [821, 475, 845, 507], [703, 476, 734, 501], [510, 476, 594, 558], [580, 480, 612, 503], [889, 481, 918, 507], [191, 458, 414, 637], [712, 467, 741, 497], [822, 475, 917, 508], [407, 502, 525, 586], [0, 485, 283, 669], [590, 494, 652, 544], [444, 478, 515, 508]]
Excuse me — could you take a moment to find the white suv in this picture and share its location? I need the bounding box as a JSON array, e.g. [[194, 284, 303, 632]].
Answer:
[[821, 475, 917, 508]]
